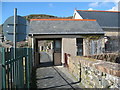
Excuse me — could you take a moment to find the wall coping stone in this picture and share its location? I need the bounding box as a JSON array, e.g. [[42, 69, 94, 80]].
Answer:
[[69, 56, 120, 77]]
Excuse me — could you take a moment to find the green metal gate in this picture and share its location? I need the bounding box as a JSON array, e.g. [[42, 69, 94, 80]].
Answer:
[[0, 48, 32, 89]]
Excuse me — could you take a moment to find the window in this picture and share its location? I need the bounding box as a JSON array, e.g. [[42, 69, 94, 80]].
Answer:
[[76, 38, 83, 56]]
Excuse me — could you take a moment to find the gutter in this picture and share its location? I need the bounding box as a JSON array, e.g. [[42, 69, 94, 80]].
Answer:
[[29, 32, 105, 35]]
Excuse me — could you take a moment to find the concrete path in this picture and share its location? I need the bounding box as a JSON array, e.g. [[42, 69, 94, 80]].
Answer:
[[36, 52, 81, 89]]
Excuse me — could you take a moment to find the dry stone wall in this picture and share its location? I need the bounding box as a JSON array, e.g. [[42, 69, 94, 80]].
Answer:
[[89, 53, 120, 64], [67, 56, 120, 88]]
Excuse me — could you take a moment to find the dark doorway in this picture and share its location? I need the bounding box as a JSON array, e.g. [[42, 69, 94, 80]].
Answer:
[[76, 38, 83, 56]]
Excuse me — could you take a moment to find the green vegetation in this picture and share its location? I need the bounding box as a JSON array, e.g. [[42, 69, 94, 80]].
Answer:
[[81, 35, 102, 40], [24, 14, 73, 21]]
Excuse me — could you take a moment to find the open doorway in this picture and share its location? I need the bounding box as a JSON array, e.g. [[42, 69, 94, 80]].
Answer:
[[38, 40, 54, 67], [37, 39, 62, 67]]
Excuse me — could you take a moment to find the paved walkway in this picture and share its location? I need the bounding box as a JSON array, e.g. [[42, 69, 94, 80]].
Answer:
[[36, 52, 81, 89]]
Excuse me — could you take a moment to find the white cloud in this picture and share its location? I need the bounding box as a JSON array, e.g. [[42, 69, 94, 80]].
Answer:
[[89, 2, 99, 7], [88, 2, 108, 8], [107, 1, 119, 11], [88, 8, 93, 10], [113, 0, 120, 3], [107, 4, 118, 11], [104, 0, 120, 3], [88, 1, 120, 11]]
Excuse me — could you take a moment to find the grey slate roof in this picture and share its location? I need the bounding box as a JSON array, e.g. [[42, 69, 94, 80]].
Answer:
[[30, 20, 104, 35], [76, 10, 120, 28]]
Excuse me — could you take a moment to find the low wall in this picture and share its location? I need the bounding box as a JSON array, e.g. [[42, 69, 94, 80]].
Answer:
[[67, 55, 120, 88], [87, 53, 120, 64]]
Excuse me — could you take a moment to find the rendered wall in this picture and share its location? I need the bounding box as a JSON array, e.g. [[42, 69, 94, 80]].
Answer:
[[62, 38, 77, 64], [73, 10, 83, 19]]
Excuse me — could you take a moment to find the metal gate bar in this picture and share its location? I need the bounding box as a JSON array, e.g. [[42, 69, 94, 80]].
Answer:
[[0, 48, 32, 89]]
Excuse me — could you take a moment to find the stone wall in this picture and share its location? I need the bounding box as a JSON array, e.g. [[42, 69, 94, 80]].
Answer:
[[67, 55, 120, 88], [83, 38, 104, 56], [89, 53, 120, 64], [67, 56, 80, 81], [103, 28, 120, 52]]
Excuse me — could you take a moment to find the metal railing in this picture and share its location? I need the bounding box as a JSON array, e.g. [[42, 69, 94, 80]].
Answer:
[[0, 48, 32, 89]]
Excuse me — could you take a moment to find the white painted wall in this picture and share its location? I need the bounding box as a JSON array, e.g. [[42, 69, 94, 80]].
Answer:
[[0, 34, 3, 43], [73, 10, 83, 19], [61, 38, 77, 64]]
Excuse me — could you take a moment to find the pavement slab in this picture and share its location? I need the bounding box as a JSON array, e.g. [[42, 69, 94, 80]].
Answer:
[[36, 52, 81, 89]]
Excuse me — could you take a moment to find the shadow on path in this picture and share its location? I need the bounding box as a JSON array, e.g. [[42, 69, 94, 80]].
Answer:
[[41, 81, 81, 90], [31, 52, 81, 89], [30, 67, 37, 89], [30, 52, 53, 89], [39, 61, 54, 67]]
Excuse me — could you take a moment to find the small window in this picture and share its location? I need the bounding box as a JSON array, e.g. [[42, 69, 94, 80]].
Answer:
[[54, 40, 61, 53], [76, 38, 83, 56], [55, 40, 61, 48]]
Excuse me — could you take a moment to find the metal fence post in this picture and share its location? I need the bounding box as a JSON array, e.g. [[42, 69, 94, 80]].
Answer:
[[30, 48, 32, 74], [2, 48, 6, 89], [0, 48, 32, 89], [26, 48, 30, 88], [0, 48, 2, 90], [19, 48, 24, 88]]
